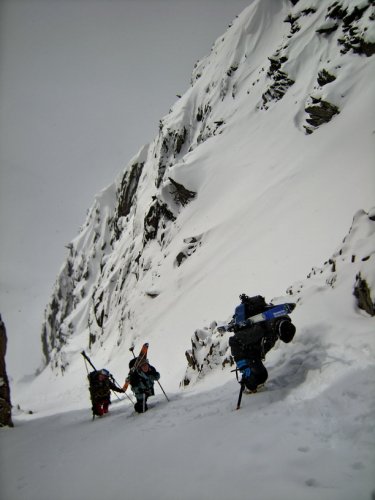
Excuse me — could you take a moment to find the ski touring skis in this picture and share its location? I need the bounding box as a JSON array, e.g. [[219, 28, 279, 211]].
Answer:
[[123, 342, 149, 391], [124, 343, 170, 403], [247, 302, 296, 324], [220, 302, 296, 332]]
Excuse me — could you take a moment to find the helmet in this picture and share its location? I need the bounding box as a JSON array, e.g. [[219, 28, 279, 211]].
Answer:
[[100, 369, 110, 377]]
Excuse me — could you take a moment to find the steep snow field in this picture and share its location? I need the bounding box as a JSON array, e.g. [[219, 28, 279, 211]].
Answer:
[[1, 1, 374, 499], [3, 207, 373, 500], [38, 0, 375, 382], [1, 368, 374, 500]]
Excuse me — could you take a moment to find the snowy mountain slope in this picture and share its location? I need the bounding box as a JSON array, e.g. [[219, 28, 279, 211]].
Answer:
[[2, 367, 375, 500], [183, 208, 375, 386], [3, 206, 374, 500], [39, 0, 374, 383], [2, 1, 375, 499]]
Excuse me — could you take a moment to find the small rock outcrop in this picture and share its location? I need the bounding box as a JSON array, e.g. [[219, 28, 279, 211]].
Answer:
[[143, 198, 176, 246], [182, 323, 233, 386], [354, 274, 375, 316], [261, 56, 295, 109], [168, 177, 197, 207], [304, 97, 340, 134]]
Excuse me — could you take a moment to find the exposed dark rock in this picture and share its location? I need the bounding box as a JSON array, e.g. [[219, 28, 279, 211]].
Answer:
[[175, 127, 187, 154], [301, 8, 317, 16], [168, 177, 197, 207], [175, 235, 202, 267], [354, 274, 375, 316], [41, 323, 50, 365], [176, 251, 188, 267], [41, 269, 75, 368], [325, 2, 375, 57], [143, 198, 176, 245], [185, 349, 196, 371], [89, 332, 96, 348], [196, 119, 224, 145], [284, 14, 301, 35], [261, 55, 294, 108], [116, 162, 144, 220], [343, 4, 370, 26], [196, 104, 212, 122], [317, 69, 337, 86], [156, 161, 167, 189], [267, 56, 288, 77], [262, 71, 295, 107], [226, 63, 239, 77], [327, 3, 348, 21], [182, 326, 234, 387], [339, 34, 375, 56], [93, 291, 105, 328], [156, 127, 188, 187], [305, 97, 340, 130], [0, 315, 13, 427]]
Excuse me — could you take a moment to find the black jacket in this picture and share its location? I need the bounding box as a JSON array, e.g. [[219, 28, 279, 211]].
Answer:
[[88, 371, 122, 400], [229, 321, 278, 361]]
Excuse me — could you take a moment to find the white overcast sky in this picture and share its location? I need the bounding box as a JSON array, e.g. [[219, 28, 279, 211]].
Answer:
[[0, 0, 251, 377]]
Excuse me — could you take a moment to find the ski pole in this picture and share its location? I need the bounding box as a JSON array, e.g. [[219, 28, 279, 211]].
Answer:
[[110, 375, 134, 404], [157, 380, 170, 402], [119, 391, 134, 405], [236, 381, 245, 410]]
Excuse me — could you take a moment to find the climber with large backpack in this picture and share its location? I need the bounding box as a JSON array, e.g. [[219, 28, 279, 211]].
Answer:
[[88, 368, 124, 417], [228, 293, 296, 408]]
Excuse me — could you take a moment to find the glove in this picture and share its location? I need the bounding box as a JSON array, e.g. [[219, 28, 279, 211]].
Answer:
[[242, 367, 251, 379]]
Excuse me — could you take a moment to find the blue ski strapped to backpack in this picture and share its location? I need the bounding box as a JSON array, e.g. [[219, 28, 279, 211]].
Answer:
[[227, 300, 296, 331], [248, 303, 296, 324]]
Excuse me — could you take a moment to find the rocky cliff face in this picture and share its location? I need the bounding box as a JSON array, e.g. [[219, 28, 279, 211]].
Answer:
[[41, 0, 375, 375], [0, 315, 13, 427]]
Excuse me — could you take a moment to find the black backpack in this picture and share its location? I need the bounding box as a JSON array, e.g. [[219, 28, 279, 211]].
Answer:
[[235, 295, 268, 325], [244, 295, 268, 316], [129, 357, 137, 369]]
